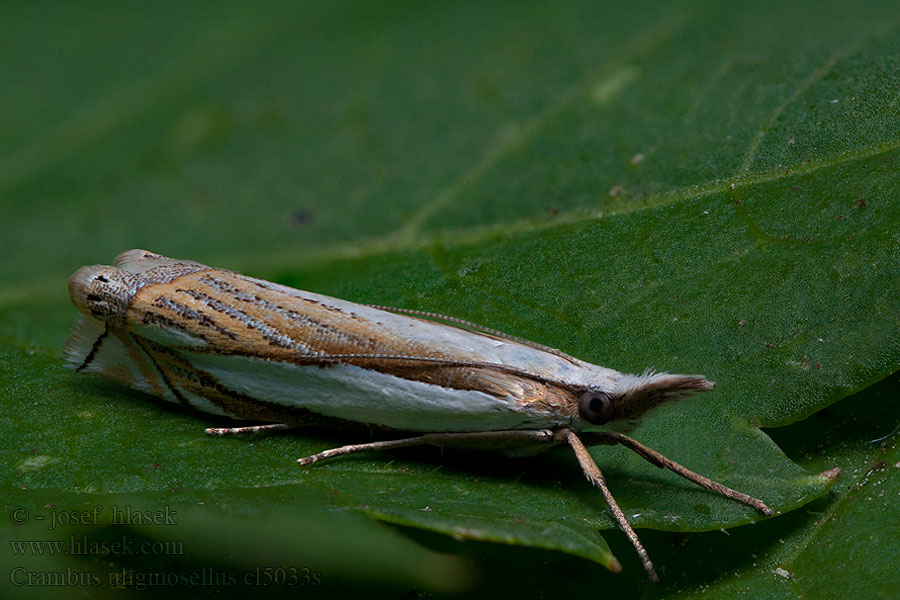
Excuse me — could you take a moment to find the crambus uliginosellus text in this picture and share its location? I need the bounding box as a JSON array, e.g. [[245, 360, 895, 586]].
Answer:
[[65, 249, 775, 580]]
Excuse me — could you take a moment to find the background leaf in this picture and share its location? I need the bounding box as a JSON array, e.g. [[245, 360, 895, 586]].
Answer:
[[2, 0, 898, 597]]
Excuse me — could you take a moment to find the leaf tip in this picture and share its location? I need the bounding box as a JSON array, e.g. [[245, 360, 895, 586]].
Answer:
[[608, 557, 623, 573]]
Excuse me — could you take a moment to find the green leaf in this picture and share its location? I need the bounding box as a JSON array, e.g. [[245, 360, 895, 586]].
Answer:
[[2, 0, 898, 595]]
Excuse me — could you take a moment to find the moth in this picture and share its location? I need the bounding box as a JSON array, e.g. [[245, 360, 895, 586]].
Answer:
[[65, 249, 773, 581]]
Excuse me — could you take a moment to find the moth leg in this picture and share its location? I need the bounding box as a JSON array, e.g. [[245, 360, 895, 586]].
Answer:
[[297, 429, 555, 466], [584, 431, 774, 516], [554, 428, 657, 582], [205, 423, 290, 436]]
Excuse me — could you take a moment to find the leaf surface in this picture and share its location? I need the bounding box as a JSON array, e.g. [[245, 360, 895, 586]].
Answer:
[[1, 0, 898, 595]]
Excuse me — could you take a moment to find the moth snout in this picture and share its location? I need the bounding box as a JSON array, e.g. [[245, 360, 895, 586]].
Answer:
[[612, 372, 715, 423]]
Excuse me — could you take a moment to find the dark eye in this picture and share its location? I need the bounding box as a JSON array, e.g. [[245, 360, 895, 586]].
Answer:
[[578, 391, 615, 425]]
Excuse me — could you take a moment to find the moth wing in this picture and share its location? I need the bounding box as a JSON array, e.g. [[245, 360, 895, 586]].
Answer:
[[63, 315, 172, 400], [114, 249, 210, 274], [178, 349, 568, 431], [364, 304, 581, 364], [116, 266, 608, 393]]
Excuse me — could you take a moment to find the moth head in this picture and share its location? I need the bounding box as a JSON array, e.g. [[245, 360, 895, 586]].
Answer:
[[577, 372, 715, 427], [68, 264, 135, 324]]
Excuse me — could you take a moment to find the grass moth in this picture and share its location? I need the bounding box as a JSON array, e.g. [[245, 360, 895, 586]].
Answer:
[[64, 249, 775, 580]]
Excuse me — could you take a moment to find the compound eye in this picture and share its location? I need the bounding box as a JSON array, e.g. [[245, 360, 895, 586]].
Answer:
[[577, 391, 615, 425]]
